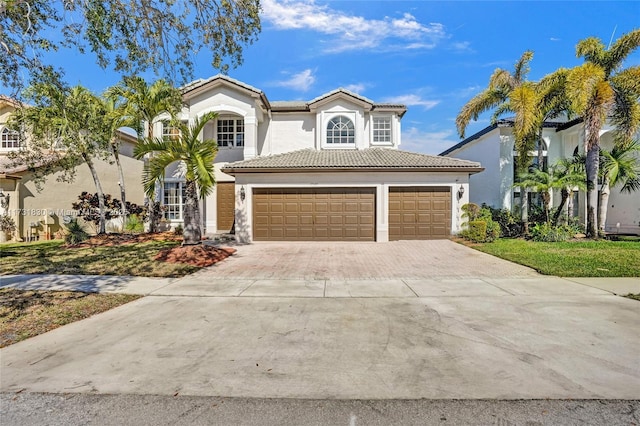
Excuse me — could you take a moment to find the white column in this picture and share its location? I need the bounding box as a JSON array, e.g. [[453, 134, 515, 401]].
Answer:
[[244, 116, 258, 159]]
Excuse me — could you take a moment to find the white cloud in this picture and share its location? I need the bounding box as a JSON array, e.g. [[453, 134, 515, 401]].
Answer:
[[272, 69, 316, 92], [401, 127, 459, 155], [382, 94, 440, 110], [261, 0, 447, 53], [343, 83, 366, 93], [550, 37, 561, 42]]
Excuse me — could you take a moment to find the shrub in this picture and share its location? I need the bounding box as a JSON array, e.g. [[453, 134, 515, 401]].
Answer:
[[71, 192, 146, 229], [486, 206, 524, 238], [460, 203, 501, 243], [64, 219, 89, 245], [467, 220, 488, 242], [173, 224, 184, 236], [485, 220, 501, 242], [529, 223, 580, 242], [124, 214, 144, 234], [0, 215, 16, 233]]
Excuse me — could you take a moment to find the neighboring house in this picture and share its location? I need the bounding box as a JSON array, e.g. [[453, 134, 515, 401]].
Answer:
[[0, 96, 144, 241], [155, 75, 483, 243], [440, 118, 640, 235]]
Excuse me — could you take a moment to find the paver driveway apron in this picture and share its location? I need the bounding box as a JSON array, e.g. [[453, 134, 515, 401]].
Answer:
[[186, 240, 540, 281], [2, 240, 639, 400]]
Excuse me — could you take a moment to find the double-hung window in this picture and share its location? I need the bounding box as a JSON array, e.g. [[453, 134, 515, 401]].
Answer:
[[217, 117, 244, 148], [372, 116, 392, 145]]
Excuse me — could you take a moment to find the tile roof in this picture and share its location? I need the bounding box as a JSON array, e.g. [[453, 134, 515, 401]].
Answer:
[[222, 149, 483, 173]]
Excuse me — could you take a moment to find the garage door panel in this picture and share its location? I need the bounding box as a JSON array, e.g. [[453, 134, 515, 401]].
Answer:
[[389, 187, 451, 240], [253, 188, 375, 241]]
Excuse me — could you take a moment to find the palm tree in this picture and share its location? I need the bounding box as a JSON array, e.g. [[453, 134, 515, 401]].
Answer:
[[110, 76, 182, 231], [456, 50, 533, 141], [565, 29, 640, 237], [515, 160, 587, 225], [134, 112, 218, 245], [598, 140, 640, 233], [101, 93, 132, 222], [13, 84, 112, 233], [550, 157, 587, 226]]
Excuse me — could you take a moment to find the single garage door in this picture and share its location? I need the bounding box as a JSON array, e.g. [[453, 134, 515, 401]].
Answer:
[[253, 188, 375, 241], [388, 186, 451, 240]]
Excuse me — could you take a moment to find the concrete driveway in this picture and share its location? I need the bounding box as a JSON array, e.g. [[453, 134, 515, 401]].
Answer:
[[1, 240, 639, 400]]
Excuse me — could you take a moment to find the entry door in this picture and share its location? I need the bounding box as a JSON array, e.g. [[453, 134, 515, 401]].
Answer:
[[216, 182, 235, 232]]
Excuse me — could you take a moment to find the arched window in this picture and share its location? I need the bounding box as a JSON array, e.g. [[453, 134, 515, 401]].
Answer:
[[1, 127, 20, 149], [326, 116, 355, 144]]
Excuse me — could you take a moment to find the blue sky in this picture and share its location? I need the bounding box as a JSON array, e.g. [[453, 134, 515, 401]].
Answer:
[[6, 0, 640, 155]]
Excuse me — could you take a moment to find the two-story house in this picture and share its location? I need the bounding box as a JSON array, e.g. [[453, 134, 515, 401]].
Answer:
[[159, 75, 483, 243], [0, 95, 144, 241], [441, 118, 640, 235]]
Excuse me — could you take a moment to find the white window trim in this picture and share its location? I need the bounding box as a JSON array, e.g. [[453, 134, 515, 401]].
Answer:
[[0, 126, 21, 150], [216, 116, 245, 149], [370, 114, 394, 147], [321, 112, 357, 150], [162, 179, 186, 222]]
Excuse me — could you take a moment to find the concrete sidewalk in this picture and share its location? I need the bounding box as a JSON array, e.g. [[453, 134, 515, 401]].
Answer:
[[1, 273, 638, 297]]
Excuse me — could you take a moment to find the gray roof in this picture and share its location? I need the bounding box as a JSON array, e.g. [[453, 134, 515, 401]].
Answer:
[[222, 149, 483, 174]]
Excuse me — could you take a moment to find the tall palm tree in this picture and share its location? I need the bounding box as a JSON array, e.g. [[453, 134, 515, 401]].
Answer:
[[110, 76, 182, 231], [13, 84, 112, 233], [565, 29, 640, 237], [598, 140, 640, 233], [456, 50, 534, 141], [134, 112, 218, 245], [101, 93, 132, 222]]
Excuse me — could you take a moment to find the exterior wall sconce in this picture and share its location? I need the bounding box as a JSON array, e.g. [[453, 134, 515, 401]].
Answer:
[[457, 185, 465, 200], [240, 186, 246, 202]]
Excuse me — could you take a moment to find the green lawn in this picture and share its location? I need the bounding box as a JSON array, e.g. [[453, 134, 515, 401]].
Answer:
[[470, 238, 640, 277], [0, 240, 200, 277]]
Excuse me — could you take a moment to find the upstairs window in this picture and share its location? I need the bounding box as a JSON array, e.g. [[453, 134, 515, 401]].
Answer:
[[326, 115, 355, 144], [1, 127, 20, 149], [217, 117, 244, 148], [372, 116, 392, 144], [162, 120, 181, 140]]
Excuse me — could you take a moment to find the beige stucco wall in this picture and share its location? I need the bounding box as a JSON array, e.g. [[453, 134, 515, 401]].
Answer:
[[5, 147, 144, 241]]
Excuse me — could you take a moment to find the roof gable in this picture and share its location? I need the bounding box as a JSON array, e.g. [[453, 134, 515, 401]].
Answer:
[[181, 74, 270, 108]]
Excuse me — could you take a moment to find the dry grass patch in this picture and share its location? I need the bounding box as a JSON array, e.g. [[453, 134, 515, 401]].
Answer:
[[0, 288, 140, 348], [0, 239, 201, 277]]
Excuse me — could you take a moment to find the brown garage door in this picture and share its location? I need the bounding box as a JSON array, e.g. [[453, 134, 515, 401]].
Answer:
[[389, 186, 451, 240], [253, 188, 375, 241], [216, 182, 235, 232]]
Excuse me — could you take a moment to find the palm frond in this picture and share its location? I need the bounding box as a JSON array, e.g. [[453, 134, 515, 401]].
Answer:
[[456, 89, 506, 138], [605, 29, 640, 77]]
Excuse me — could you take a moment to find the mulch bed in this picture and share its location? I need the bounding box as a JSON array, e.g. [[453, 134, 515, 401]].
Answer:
[[154, 245, 237, 267], [66, 232, 237, 267]]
